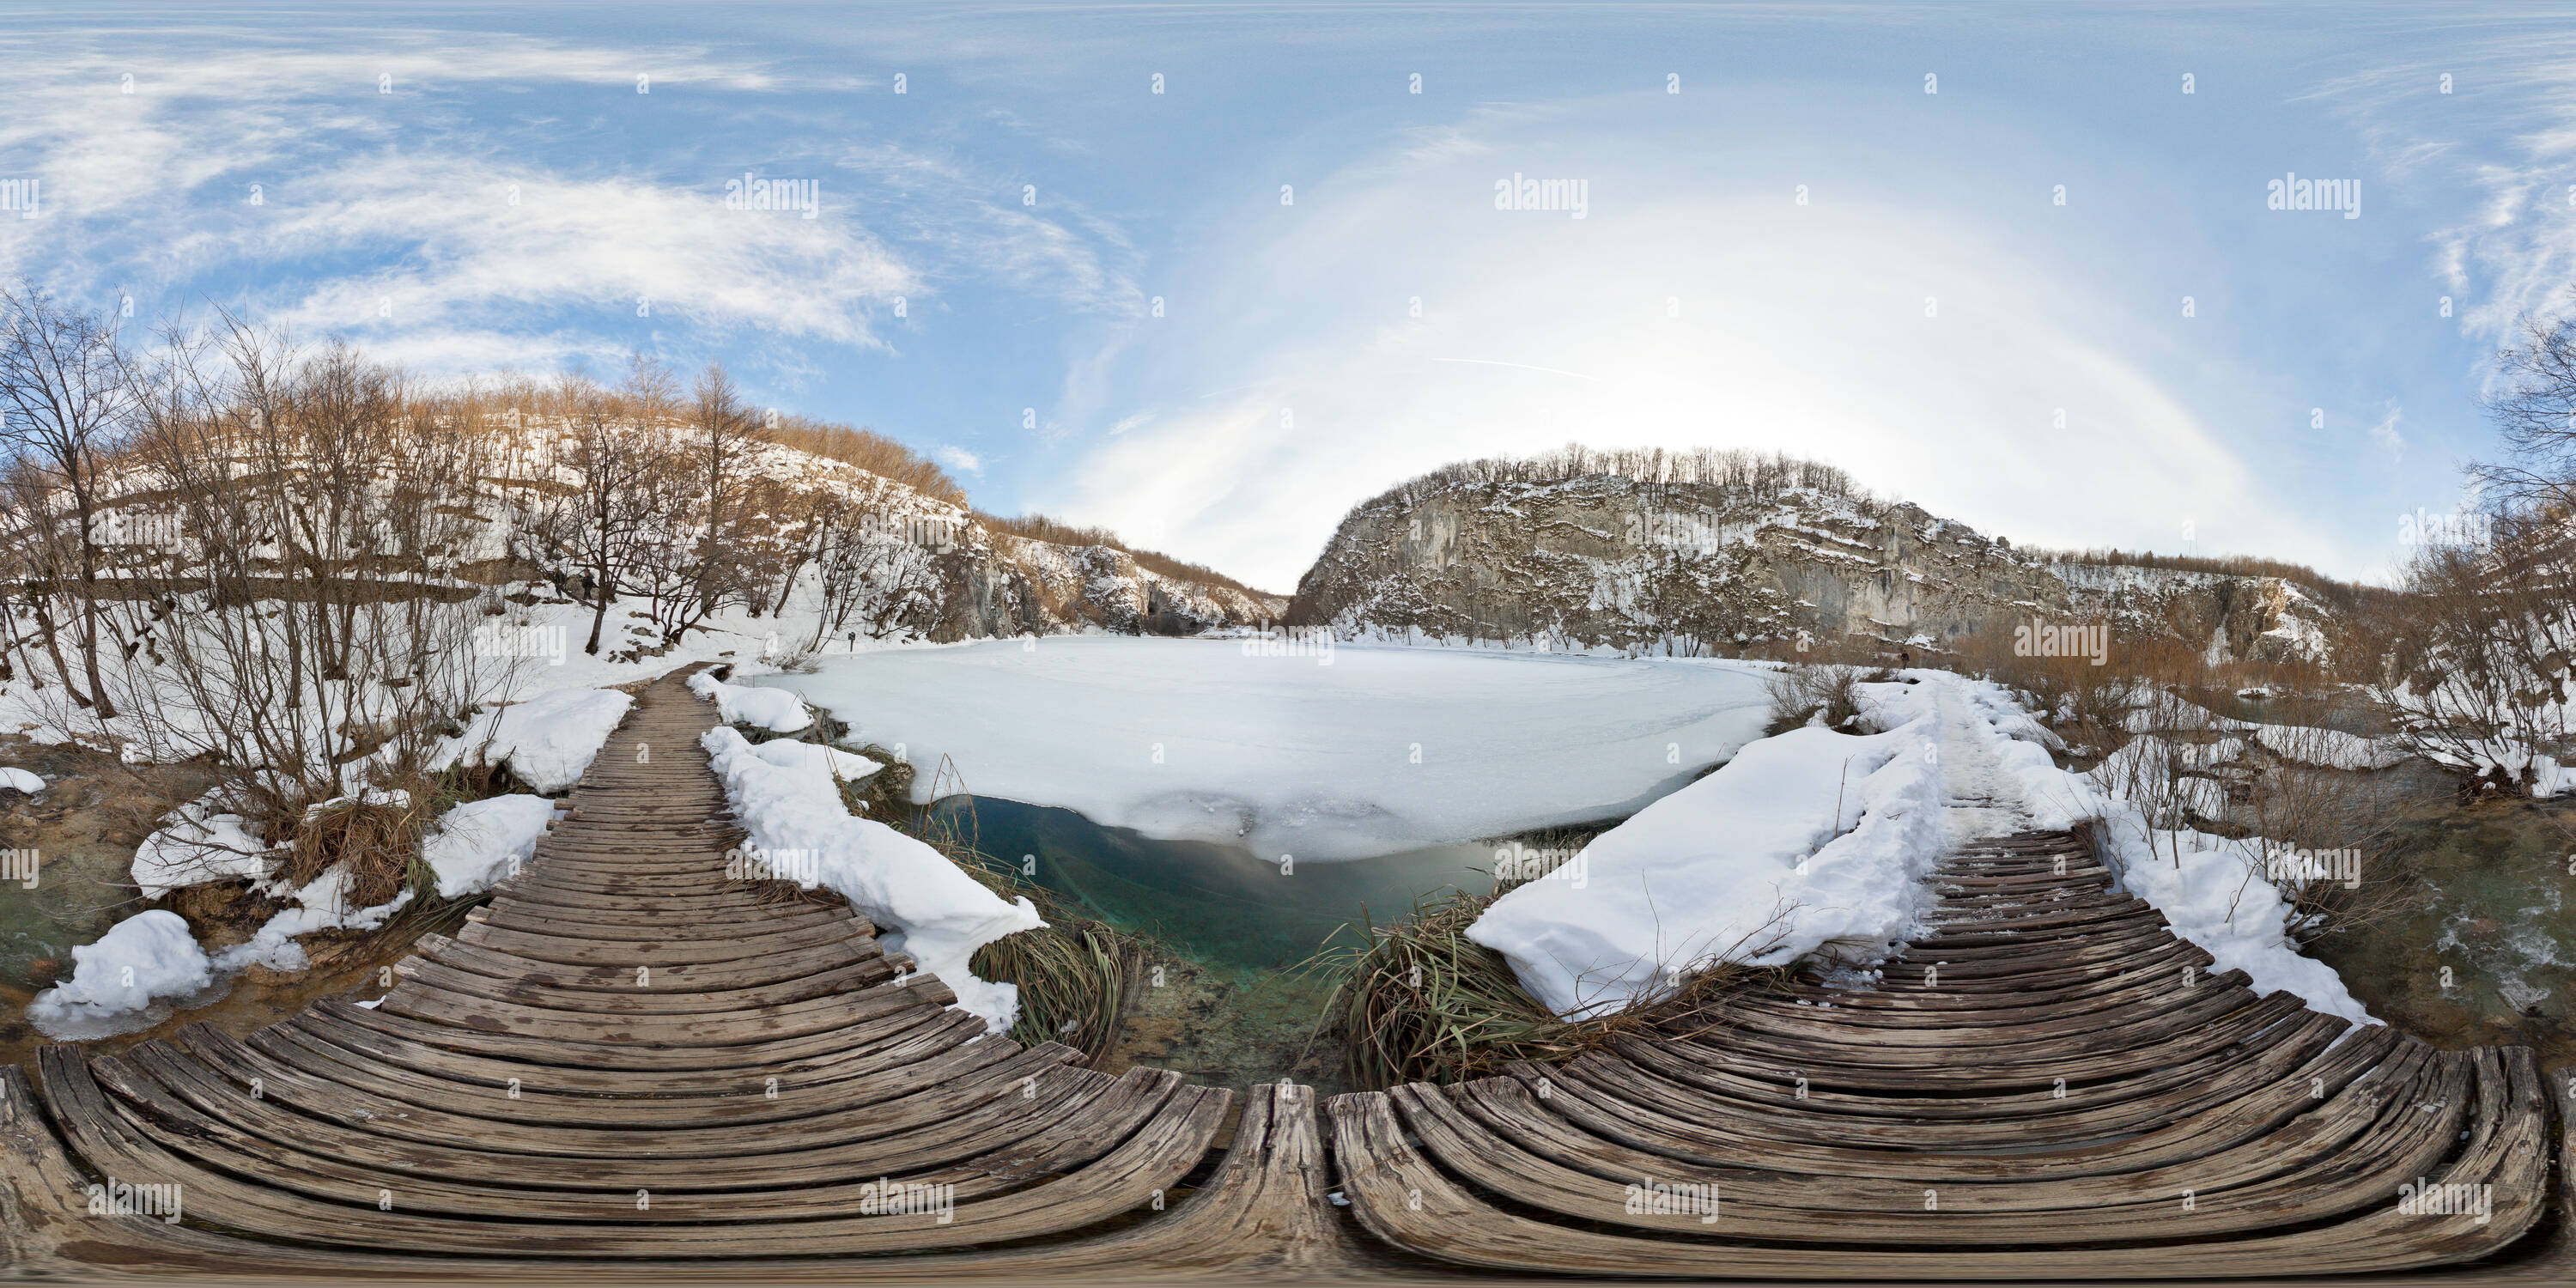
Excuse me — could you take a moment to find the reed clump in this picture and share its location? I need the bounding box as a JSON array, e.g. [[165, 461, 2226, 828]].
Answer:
[[1305, 889, 1806, 1091]]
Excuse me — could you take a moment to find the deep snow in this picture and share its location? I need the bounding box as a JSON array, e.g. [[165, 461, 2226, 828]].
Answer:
[[749, 638, 1776, 860], [1468, 713, 1947, 1018]]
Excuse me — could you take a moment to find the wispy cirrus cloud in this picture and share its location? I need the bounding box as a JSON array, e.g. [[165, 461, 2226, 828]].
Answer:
[[0, 24, 1133, 380]]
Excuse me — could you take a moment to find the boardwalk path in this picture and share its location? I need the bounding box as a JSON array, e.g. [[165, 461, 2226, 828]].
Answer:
[[0, 667, 2566, 1279]]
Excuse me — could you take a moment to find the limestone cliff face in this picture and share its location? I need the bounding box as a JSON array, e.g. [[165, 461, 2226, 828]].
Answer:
[[2048, 563, 2331, 666], [982, 539, 1287, 638], [1282, 472, 2336, 662]]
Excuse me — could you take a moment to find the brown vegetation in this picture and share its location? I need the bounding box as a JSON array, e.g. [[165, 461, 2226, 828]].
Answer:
[[978, 511, 1275, 599]]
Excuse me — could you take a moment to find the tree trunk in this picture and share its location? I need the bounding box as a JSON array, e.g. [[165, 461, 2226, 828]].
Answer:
[[71, 495, 116, 717], [586, 582, 611, 655]]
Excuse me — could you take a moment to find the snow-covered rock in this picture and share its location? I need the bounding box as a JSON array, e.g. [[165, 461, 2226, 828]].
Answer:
[[0, 767, 42, 793], [690, 671, 812, 732], [214, 865, 414, 973], [1279, 454, 2345, 664], [27, 910, 214, 1033], [131, 796, 273, 898], [434, 686, 634, 793], [1468, 669, 2376, 1028], [422, 794, 559, 897], [1469, 713, 1947, 1018]]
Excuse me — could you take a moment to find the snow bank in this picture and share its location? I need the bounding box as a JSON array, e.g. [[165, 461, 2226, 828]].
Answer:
[[1469, 714, 1947, 1019], [215, 865, 414, 973], [700, 724, 1038, 1031], [1469, 668, 2377, 1028], [27, 911, 214, 1034], [0, 767, 42, 793], [131, 796, 273, 898], [722, 736, 884, 787], [422, 794, 559, 897], [1952, 680, 2378, 1025], [2111, 838, 2372, 1022], [750, 638, 1775, 860], [434, 686, 634, 793], [690, 671, 812, 732]]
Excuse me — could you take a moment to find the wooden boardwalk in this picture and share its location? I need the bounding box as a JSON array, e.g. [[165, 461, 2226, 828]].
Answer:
[[1329, 833, 2564, 1279], [0, 669, 2564, 1279]]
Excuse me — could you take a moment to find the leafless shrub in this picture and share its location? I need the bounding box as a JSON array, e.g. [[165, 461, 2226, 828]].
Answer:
[[1765, 663, 1872, 733]]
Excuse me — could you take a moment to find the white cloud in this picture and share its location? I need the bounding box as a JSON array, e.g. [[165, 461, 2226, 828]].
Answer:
[[937, 445, 984, 474], [0, 27, 1127, 379]]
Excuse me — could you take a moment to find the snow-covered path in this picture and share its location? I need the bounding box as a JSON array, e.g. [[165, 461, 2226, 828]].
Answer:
[[1919, 672, 2034, 848]]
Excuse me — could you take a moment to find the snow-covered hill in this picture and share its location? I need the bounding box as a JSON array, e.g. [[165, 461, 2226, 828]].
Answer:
[[52, 417, 1283, 652], [1282, 456, 2342, 664]]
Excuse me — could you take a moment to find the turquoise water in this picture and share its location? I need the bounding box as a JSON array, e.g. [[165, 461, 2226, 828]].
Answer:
[[928, 796, 1496, 969]]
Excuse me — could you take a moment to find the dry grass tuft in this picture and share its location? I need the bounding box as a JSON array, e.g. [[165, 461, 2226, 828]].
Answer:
[[1303, 889, 1801, 1091]]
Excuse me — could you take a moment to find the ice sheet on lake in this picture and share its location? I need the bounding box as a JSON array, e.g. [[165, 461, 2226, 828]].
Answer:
[[750, 638, 1776, 860]]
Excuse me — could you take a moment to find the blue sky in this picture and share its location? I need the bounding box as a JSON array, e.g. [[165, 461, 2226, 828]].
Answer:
[[1, 3, 2569, 592]]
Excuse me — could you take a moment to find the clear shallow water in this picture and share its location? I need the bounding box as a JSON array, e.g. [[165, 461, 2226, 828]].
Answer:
[[0, 871, 115, 990], [930, 796, 1495, 970], [2325, 773, 2576, 1027], [0, 833, 137, 992]]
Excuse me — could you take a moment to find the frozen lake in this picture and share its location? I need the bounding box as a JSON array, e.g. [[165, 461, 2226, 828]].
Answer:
[[747, 638, 1775, 860]]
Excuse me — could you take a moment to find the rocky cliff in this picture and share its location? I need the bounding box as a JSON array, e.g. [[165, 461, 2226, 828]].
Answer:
[[1281, 468, 2337, 664]]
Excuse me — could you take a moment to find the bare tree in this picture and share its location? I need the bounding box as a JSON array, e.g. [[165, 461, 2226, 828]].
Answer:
[[538, 368, 666, 656], [683, 361, 757, 629], [2476, 306, 2576, 513], [105, 319, 510, 887], [2369, 512, 2576, 792], [0, 283, 137, 714]]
